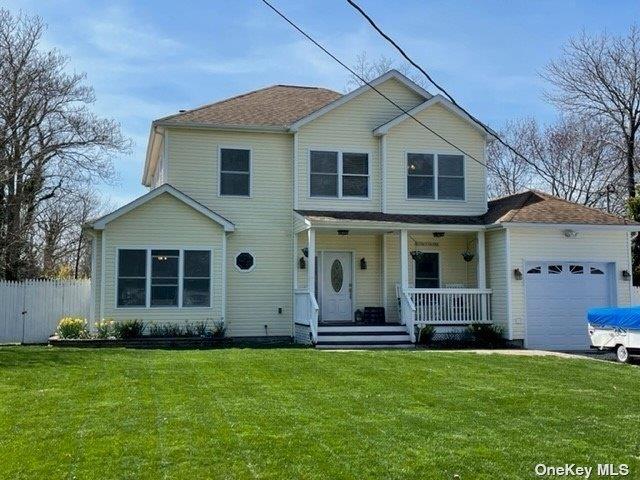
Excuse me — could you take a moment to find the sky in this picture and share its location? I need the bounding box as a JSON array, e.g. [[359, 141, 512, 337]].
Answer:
[[4, 0, 640, 207]]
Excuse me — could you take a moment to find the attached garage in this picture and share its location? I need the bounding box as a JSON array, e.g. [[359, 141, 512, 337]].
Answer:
[[524, 261, 615, 350]]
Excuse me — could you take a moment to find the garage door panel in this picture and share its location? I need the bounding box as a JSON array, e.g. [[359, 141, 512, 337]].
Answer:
[[525, 261, 613, 351]]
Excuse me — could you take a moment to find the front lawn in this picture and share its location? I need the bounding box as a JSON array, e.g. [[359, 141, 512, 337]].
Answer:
[[0, 347, 638, 479]]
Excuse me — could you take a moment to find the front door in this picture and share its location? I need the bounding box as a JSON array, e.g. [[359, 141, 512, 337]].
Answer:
[[415, 252, 440, 288], [321, 252, 353, 321]]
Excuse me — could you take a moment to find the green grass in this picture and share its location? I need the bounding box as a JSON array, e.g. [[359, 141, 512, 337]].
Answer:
[[0, 347, 639, 479]]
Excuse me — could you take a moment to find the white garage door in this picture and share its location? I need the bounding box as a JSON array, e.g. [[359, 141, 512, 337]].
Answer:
[[525, 261, 614, 351]]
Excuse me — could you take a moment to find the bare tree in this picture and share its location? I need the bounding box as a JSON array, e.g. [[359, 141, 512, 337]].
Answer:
[[487, 118, 537, 198], [543, 25, 640, 200], [346, 51, 427, 91], [0, 9, 130, 280]]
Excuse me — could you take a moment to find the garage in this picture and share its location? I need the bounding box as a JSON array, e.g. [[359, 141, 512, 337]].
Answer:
[[524, 261, 615, 350]]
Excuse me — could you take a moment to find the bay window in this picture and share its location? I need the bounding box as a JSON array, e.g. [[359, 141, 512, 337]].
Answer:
[[117, 248, 212, 308]]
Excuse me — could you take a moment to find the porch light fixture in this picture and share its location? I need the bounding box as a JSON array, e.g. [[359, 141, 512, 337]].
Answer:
[[301, 247, 308, 258], [433, 232, 445, 238], [563, 229, 579, 238], [299, 257, 306, 269], [360, 258, 367, 270], [338, 229, 349, 236], [622, 269, 631, 281], [513, 268, 523, 280]]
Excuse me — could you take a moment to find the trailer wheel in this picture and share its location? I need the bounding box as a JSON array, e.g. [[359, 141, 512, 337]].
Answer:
[[616, 345, 630, 363]]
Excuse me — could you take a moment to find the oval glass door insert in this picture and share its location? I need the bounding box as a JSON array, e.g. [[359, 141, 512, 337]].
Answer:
[[331, 259, 343, 292]]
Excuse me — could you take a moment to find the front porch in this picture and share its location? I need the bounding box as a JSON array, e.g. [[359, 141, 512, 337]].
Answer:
[[293, 218, 491, 344]]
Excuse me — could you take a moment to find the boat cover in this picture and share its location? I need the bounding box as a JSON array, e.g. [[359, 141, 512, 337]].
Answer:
[[587, 306, 640, 329]]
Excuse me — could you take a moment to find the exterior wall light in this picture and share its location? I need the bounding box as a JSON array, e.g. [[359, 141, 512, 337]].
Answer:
[[299, 257, 306, 269], [513, 268, 523, 280], [433, 232, 445, 238], [622, 270, 631, 281], [360, 258, 367, 270], [337, 229, 349, 236], [563, 229, 578, 238], [301, 247, 308, 257]]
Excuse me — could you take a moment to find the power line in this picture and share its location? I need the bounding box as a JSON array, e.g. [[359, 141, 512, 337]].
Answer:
[[260, 0, 490, 173], [345, 0, 592, 195]]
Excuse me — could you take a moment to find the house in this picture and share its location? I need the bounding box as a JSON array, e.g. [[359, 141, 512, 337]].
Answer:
[[85, 70, 639, 350]]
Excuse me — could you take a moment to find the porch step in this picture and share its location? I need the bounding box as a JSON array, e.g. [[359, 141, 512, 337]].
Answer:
[[315, 324, 414, 349], [316, 343, 415, 350]]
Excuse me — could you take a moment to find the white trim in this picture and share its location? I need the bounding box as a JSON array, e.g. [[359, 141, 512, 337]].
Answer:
[[90, 184, 235, 232], [306, 220, 484, 232], [382, 234, 387, 313], [405, 151, 466, 202], [293, 211, 311, 233], [381, 134, 387, 213], [498, 222, 640, 232], [233, 250, 256, 273], [115, 247, 215, 310], [221, 235, 227, 320], [505, 228, 513, 340], [289, 70, 431, 132], [372, 94, 494, 138], [307, 148, 372, 200], [293, 132, 299, 210], [217, 145, 253, 198], [89, 230, 97, 322], [154, 121, 288, 133], [627, 232, 633, 304], [400, 229, 409, 290], [476, 230, 486, 289], [100, 230, 106, 321]]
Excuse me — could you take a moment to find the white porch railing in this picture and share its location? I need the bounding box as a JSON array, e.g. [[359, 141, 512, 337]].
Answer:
[[407, 288, 492, 325], [399, 289, 416, 342], [294, 289, 319, 343]]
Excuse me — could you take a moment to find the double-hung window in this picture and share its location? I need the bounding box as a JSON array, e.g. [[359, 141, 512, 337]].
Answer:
[[310, 150, 369, 198], [220, 148, 250, 196], [407, 153, 464, 200], [117, 249, 211, 308]]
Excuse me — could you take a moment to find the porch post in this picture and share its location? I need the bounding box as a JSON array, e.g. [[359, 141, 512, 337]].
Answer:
[[477, 229, 487, 321], [400, 229, 409, 290], [307, 228, 316, 298]]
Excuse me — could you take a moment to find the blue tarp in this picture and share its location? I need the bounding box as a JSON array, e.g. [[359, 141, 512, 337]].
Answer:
[[587, 306, 640, 329]]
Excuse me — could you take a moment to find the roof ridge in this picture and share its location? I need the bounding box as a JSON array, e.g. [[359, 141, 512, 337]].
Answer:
[[529, 189, 630, 222], [154, 84, 316, 124]]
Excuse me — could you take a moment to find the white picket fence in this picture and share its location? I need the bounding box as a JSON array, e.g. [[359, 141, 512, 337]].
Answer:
[[0, 279, 91, 344]]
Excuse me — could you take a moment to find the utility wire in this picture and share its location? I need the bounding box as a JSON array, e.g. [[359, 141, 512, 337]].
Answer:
[[345, 0, 594, 196], [260, 0, 490, 173]]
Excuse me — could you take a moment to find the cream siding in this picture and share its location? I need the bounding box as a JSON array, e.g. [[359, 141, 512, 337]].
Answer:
[[508, 227, 632, 339], [100, 192, 225, 324], [385, 103, 487, 215], [296, 78, 425, 212], [485, 229, 508, 334], [166, 128, 293, 337]]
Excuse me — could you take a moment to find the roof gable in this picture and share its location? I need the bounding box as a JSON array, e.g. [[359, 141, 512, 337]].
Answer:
[[88, 184, 235, 232], [372, 94, 493, 137], [288, 70, 432, 132]]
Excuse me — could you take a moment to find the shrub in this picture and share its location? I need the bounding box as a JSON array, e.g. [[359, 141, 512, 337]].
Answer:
[[195, 322, 208, 337], [113, 319, 145, 339], [147, 322, 163, 337], [417, 325, 435, 345], [95, 319, 115, 339], [56, 317, 89, 339], [467, 323, 504, 347], [212, 320, 226, 338]]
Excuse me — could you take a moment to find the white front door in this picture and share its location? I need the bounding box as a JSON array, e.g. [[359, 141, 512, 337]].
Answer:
[[321, 252, 353, 321]]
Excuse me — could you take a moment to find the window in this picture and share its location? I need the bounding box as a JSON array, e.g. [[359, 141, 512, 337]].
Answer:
[[117, 249, 147, 307], [116, 249, 212, 308], [438, 155, 464, 200], [527, 266, 542, 274], [548, 264, 563, 274], [235, 252, 255, 272], [342, 153, 369, 197], [310, 150, 369, 198], [220, 148, 250, 196], [183, 250, 211, 307], [590, 267, 605, 275], [415, 252, 439, 288], [151, 250, 179, 307], [569, 264, 584, 274], [407, 153, 434, 199], [407, 153, 464, 200]]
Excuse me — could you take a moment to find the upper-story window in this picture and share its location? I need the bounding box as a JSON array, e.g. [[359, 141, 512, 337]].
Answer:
[[220, 148, 250, 196], [310, 150, 369, 198], [407, 153, 464, 200]]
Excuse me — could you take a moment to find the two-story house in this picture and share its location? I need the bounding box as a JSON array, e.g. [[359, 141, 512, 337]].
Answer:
[[86, 70, 638, 350]]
